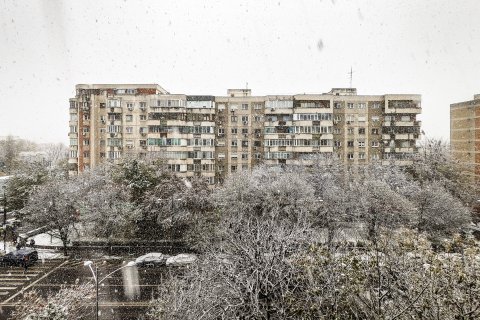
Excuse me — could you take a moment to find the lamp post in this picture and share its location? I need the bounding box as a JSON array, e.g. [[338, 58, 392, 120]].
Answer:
[[2, 186, 6, 251], [84, 260, 136, 320]]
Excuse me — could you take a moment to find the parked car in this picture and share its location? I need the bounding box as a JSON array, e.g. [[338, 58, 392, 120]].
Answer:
[[135, 252, 170, 267], [0, 248, 38, 267]]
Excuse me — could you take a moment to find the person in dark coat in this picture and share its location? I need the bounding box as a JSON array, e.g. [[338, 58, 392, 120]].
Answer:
[[22, 255, 29, 272]]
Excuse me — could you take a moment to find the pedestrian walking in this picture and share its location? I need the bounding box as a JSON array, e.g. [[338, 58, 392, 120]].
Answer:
[[22, 255, 29, 273]]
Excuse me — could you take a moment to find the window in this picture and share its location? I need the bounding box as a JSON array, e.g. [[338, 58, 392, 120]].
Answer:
[[371, 141, 379, 147], [253, 103, 263, 110], [358, 141, 365, 147], [83, 139, 90, 146], [334, 141, 341, 147], [346, 115, 355, 123], [139, 140, 147, 146], [242, 140, 249, 147], [347, 153, 354, 160], [254, 115, 262, 122], [371, 154, 380, 160], [371, 116, 380, 122], [372, 102, 381, 109], [371, 128, 379, 135], [358, 103, 366, 109], [347, 103, 354, 109], [69, 138, 78, 146], [69, 126, 77, 133], [347, 141, 354, 147], [139, 102, 147, 109], [126, 103, 134, 110], [359, 152, 365, 159], [140, 115, 147, 121], [358, 116, 366, 122], [242, 153, 248, 159], [83, 114, 90, 121], [218, 128, 225, 135], [242, 103, 248, 110], [231, 165, 237, 172], [334, 115, 342, 121], [83, 127, 89, 133], [347, 128, 354, 134], [231, 140, 238, 147], [231, 128, 238, 134], [241, 115, 249, 123], [231, 115, 238, 122], [254, 153, 261, 159], [358, 128, 366, 135], [333, 128, 341, 134], [108, 100, 120, 107], [126, 115, 133, 122], [334, 102, 342, 109]]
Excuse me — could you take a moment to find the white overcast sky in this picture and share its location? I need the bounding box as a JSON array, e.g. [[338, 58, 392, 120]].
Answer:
[[0, 0, 479, 144]]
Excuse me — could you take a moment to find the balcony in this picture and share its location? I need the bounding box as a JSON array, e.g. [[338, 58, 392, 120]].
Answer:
[[395, 147, 415, 153]]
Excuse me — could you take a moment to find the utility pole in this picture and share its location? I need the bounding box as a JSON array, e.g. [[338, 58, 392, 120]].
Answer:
[[348, 66, 354, 88], [2, 187, 6, 251]]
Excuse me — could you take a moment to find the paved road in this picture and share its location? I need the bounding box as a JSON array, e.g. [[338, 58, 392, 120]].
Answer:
[[0, 258, 176, 320]]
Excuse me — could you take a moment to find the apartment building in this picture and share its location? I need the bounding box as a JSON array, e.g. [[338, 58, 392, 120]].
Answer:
[[68, 84, 421, 184], [450, 94, 480, 180]]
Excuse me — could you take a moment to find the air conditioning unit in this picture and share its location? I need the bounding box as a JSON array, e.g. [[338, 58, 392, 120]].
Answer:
[[140, 107, 146, 111], [141, 145, 147, 149], [126, 145, 133, 149], [271, 107, 275, 111], [346, 121, 351, 124], [110, 108, 115, 112], [127, 107, 133, 111], [82, 132, 86, 136], [243, 121, 248, 125], [101, 120, 106, 124]]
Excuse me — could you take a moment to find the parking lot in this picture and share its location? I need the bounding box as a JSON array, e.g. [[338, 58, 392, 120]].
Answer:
[[0, 256, 176, 320]]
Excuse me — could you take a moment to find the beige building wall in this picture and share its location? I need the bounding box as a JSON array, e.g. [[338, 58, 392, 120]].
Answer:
[[69, 84, 422, 184], [450, 95, 480, 180]]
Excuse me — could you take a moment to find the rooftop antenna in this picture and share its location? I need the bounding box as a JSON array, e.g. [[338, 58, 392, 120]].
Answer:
[[246, 82, 248, 90], [348, 67, 354, 88]]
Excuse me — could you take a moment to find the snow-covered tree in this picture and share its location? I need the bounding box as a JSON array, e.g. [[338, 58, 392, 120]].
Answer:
[[14, 282, 94, 319], [22, 177, 80, 255]]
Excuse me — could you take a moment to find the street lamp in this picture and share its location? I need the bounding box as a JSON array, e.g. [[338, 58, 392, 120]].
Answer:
[[84, 260, 136, 320], [2, 186, 6, 251]]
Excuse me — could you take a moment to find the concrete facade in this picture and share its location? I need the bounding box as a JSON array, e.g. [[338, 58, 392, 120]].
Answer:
[[450, 95, 480, 180], [69, 84, 422, 184]]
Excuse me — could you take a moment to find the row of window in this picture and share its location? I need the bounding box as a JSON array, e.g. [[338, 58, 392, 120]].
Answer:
[[264, 139, 332, 147]]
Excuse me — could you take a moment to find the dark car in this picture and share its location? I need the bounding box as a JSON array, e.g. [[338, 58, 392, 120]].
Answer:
[[0, 248, 38, 267]]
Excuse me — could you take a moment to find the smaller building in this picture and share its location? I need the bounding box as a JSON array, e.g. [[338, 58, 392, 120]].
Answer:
[[450, 94, 480, 180]]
